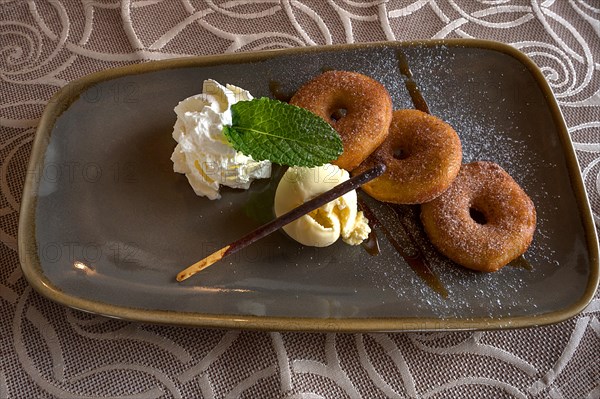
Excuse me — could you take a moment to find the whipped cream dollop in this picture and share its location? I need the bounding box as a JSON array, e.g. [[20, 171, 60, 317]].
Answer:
[[274, 164, 371, 247], [171, 80, 271, 200]]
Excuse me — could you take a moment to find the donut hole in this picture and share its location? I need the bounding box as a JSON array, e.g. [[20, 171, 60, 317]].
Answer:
[[393, 147, 410, 160], [330, 108, 347, 122], [469, 207, 488, 225]]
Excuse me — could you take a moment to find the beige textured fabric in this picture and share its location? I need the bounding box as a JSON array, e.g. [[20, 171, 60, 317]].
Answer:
[[1, 1, 599, 398]]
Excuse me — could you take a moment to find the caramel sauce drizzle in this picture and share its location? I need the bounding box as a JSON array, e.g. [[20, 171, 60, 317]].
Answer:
[[396, 49, 430, 114], [268, 80, 294, 103], [361, 229, 381, 257], [359, 199, 381, 257], [359, 198, 448, 298]]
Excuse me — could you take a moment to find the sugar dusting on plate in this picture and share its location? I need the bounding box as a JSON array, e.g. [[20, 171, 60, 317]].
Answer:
[[354, 45, 561, 319]]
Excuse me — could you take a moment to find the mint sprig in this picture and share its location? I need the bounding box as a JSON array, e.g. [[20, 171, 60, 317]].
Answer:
[[223, 98, 343, 167]]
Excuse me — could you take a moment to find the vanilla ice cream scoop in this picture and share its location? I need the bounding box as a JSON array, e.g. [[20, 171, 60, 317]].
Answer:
[[274, 164, 370, 247]]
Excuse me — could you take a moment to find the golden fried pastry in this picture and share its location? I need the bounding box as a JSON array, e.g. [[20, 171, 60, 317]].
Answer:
[[420, 161, 536, 272], [354, 109, 462, 204], [290, 70, 393, 171]]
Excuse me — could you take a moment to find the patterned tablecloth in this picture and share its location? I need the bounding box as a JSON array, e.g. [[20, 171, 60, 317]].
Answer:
[[2, 1, 599, 398]]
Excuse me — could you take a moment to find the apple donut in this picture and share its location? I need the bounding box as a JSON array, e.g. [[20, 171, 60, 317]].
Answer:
[[289, 70, 393, 171], [354, 109, 462, 204], [420, 161, 536, 272]]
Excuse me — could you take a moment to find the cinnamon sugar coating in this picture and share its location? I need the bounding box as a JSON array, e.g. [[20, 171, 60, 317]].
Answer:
[[290, 70, 393, 171], [420, 161, 537, 272], [354, 109, 462, 204]]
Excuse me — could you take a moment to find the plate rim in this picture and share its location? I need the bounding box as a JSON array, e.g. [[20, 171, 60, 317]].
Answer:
[[18, 39, 600, 332]]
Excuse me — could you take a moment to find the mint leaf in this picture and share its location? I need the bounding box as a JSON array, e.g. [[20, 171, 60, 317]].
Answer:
[[223, 98, 343, 167]]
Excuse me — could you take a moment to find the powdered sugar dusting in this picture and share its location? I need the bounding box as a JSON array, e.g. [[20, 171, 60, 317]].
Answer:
[[350, 45, 572, 318]]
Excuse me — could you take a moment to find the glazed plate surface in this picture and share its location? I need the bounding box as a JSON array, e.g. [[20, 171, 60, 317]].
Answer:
[[19, 40, 599, 331]]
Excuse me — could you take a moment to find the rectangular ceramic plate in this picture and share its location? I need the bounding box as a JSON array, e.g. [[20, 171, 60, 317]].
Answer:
[[19, 40, 599, 331]]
